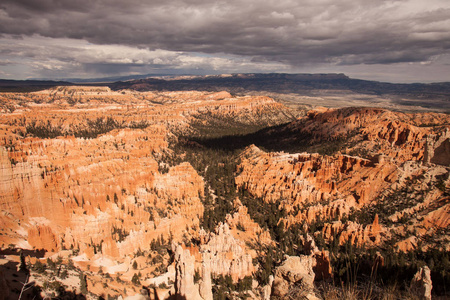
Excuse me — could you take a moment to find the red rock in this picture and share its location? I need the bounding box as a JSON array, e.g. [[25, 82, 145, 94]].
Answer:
[[28, 225, 58, 251]]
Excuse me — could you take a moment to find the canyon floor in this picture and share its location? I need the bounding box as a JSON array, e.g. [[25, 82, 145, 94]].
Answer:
[[0, 86, 449, 300]]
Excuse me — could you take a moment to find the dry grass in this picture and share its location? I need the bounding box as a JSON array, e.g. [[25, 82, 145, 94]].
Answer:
[[316, 281, 429, 300], [318, 283, 370, 300]]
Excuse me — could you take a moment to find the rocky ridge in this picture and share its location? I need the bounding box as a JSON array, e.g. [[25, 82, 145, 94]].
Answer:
[[233, 107, 449, 253]]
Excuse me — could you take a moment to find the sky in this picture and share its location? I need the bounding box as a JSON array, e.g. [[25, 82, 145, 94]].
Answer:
[[0, 0, 449, 83]]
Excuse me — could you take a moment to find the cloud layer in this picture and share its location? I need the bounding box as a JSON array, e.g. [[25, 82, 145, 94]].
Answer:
[[1, 0, 449, 81]]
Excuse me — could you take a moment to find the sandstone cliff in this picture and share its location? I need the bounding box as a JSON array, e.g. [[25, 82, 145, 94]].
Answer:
[[200, 223, 254, 282], [234, 106, 449, 250]]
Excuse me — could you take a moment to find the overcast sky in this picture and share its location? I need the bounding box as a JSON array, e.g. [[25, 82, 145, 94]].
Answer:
[[0, 0, 449, 82]]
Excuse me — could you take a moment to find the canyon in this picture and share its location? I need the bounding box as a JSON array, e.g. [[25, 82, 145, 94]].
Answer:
[[0, 85, 449, 299]]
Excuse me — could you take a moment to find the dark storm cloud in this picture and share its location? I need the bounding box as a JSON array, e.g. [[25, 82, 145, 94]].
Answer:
[[0, 0, 449, 80]]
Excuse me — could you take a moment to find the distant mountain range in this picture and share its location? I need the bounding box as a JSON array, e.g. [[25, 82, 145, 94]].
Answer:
[[0, 79, 72, 92], [109, 73, 450, 98], [1, 73, 449, 111]]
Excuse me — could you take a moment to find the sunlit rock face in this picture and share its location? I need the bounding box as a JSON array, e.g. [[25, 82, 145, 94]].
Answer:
[[234, 107, 450, 250], [0, 124, 203, 255], [0, 88, 292, 256], [199, 223, 254, 281]]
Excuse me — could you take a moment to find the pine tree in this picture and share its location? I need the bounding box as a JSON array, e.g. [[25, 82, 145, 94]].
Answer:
[[131, 273, 140, 285], [80, 273, 88, 294], [19, 250, 28, 274]]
